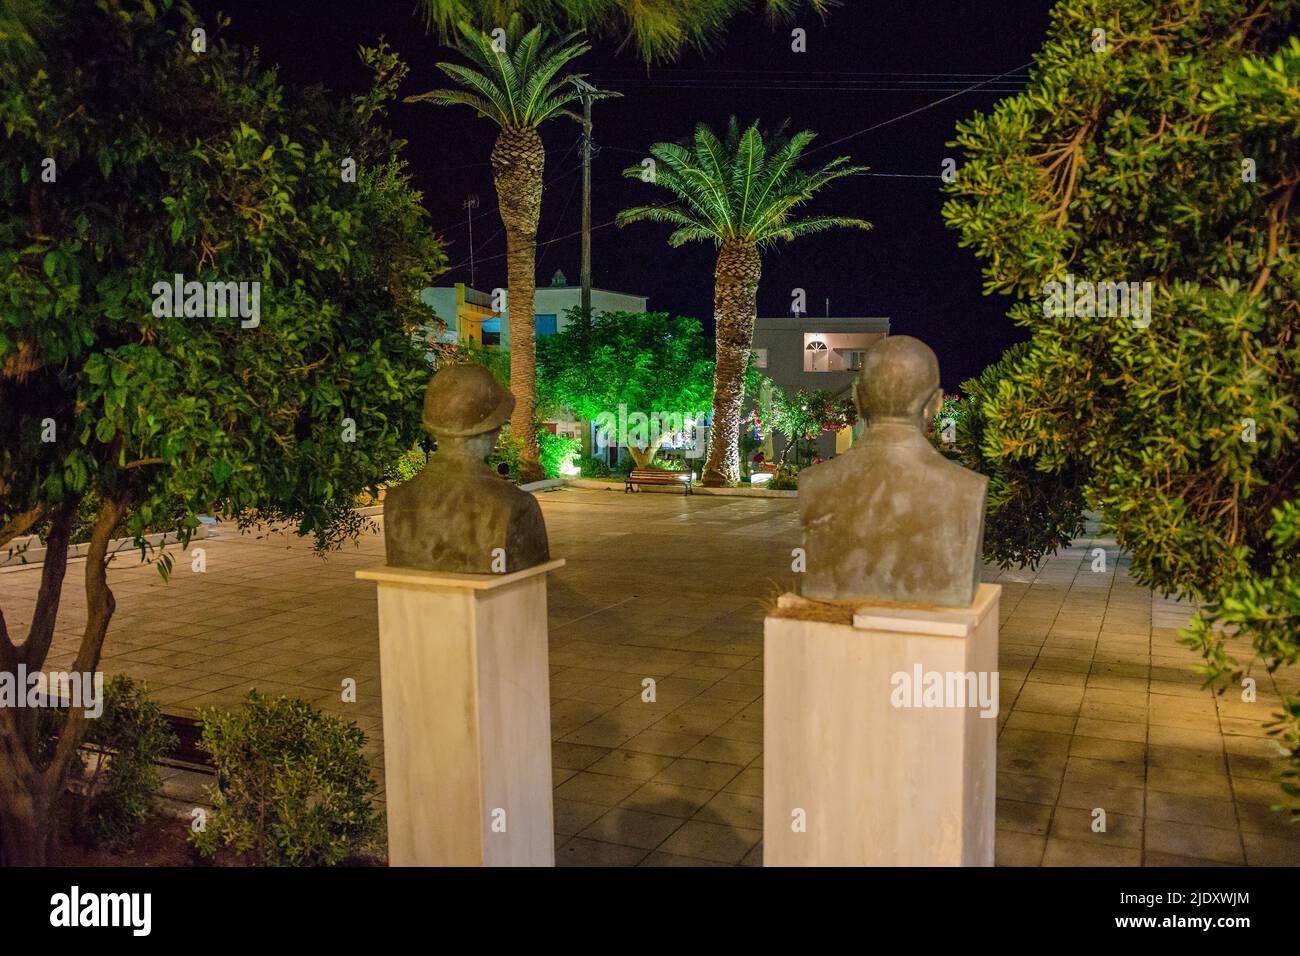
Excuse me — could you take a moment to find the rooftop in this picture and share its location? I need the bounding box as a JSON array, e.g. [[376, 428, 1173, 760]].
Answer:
[[755, 315, 890, 333]]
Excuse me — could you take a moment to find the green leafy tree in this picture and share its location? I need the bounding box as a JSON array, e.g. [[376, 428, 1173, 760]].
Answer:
[[942, 0, 1300, 806], [417, 0, 838, 62], [406, 14, 616, 482], [619, 118, 870, 485], [0, 0, 443, 863], [537, 308, 713, 466], [950, 346, 1088, 570]]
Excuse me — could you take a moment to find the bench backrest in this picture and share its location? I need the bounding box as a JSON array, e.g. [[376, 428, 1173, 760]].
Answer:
[[629, 468, 691, 481]]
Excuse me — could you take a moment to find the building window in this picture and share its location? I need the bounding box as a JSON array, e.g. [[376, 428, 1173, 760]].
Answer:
[[845, 350, 866, 371], [481, 317, 501, 347], [752, 348, 768, 369], [536, 313, 557, 337], [805, 339, 829, 371]]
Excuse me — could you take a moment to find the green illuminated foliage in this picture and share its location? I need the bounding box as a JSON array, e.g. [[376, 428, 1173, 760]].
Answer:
[[0, 0, 442, 863]]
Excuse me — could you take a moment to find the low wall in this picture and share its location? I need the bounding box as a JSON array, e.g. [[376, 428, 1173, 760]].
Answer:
[[564, 478, 797, 499]]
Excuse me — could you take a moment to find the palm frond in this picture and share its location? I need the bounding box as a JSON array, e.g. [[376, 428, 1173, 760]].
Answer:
[[436, 61, 514, 118], [667, 226, 722, 247], [519, 41, 590, 121], [616, 204, 710, 233], [622, 115, 870, 248], [762, 216, 873, 243], [733, 121, 767, 233], [416, 1, 842, 64], [692, 123, 736, 233], [413, 12, 612, 130], [403, 88, 500, 123]]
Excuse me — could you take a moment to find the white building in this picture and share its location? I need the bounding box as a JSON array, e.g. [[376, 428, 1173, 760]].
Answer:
[[421, 270, 648, 349]]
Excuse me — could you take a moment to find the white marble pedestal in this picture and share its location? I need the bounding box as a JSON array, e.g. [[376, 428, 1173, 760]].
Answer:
[[763, 583, 1000, 866], [356, 559, 564, 866]]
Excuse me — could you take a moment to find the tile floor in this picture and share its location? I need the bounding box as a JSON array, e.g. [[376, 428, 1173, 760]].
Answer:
[[2, 487, 1296, 866]]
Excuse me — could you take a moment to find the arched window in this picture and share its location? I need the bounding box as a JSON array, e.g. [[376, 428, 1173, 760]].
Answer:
[[805, 339, 828, 371]]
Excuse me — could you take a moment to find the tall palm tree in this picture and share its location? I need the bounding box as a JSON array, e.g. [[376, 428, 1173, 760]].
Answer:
[[408, 15, 613, 481], [418, 0, 837, 63], [619, 118, 871, 485]]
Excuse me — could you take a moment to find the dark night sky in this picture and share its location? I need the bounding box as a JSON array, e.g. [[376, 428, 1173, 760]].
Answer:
[[190, 0, 1055, 389]]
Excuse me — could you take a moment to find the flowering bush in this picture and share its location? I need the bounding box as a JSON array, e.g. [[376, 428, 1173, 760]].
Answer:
[[769, 464, 800, 491]]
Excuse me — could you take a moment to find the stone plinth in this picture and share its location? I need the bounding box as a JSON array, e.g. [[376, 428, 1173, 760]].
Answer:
[[763, 583, 1000, 867], [356, 559, 564, 866]]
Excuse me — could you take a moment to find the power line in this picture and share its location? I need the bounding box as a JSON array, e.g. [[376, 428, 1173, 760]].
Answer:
[[435, 144, 584, 241], [593, 67, 1031, 78], [435, 62, 1035, 278], [436, 136, 583, 235], [441, 161, 587, 274], [598, 84, 1027, 94], [808, 60, 1035, 156], [536, 164, 583, 273]]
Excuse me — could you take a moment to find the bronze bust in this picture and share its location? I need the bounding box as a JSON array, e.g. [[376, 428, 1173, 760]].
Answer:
[[799, 336, 987, 608], [384, 364, 550, 574]]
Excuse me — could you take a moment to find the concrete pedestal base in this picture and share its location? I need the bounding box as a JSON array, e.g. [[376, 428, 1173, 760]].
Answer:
[[356, 559, 564, 866], [763, 583, 1000, 866]]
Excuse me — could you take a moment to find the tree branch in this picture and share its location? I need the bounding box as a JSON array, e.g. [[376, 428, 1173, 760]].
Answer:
[[0, 607, 15, 675], [47, 494, 126, 789], [20, 496, 78, 671], [0, 504, 44, 550], [1250, 180, 1296, 299], [122, 458, 162, 471]]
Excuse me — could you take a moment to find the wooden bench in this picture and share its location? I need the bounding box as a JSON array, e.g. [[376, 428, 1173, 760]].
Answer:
[[625, 467, 693, 495], [162, 712, 212, 767]]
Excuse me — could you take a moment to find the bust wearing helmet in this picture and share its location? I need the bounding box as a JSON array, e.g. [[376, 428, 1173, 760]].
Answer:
[[384, 364, 550, 574]]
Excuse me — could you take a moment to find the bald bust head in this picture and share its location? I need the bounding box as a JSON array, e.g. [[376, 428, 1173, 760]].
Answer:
[[801, 334, 987, 607], [853, 336, 944, 425]]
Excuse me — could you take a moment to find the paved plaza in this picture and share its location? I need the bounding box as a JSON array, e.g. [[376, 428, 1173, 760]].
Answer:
[[3, 487, 1297, 866]]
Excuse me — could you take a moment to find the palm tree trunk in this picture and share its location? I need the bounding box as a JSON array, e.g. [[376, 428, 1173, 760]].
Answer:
[[701, 240, 762, 486], [492, 126, 545, 483]]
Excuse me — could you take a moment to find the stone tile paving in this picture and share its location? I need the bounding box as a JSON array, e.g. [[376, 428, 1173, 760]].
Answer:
[[2, 488, 1296, 866]]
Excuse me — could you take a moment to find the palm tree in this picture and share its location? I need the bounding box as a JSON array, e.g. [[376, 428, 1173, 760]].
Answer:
[[408, 15, 613, 481], [619, 118, 871, 485], [418, 0, 836, 63]]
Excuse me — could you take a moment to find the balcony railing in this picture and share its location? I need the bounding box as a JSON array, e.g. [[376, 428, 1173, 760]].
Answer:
[[463, 287, 493, 308]]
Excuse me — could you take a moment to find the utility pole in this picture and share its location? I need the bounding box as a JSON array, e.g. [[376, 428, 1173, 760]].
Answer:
[[571, 77, 598, 320], [464, 194, 480, 287]]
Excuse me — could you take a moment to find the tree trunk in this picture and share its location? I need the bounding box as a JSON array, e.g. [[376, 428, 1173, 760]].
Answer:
[[0, 736, 57, 866], [492, 125, 545, 483], [627, 432, 668, 469], [701, 240, 762, 487], [0, 495, 123, 865]]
